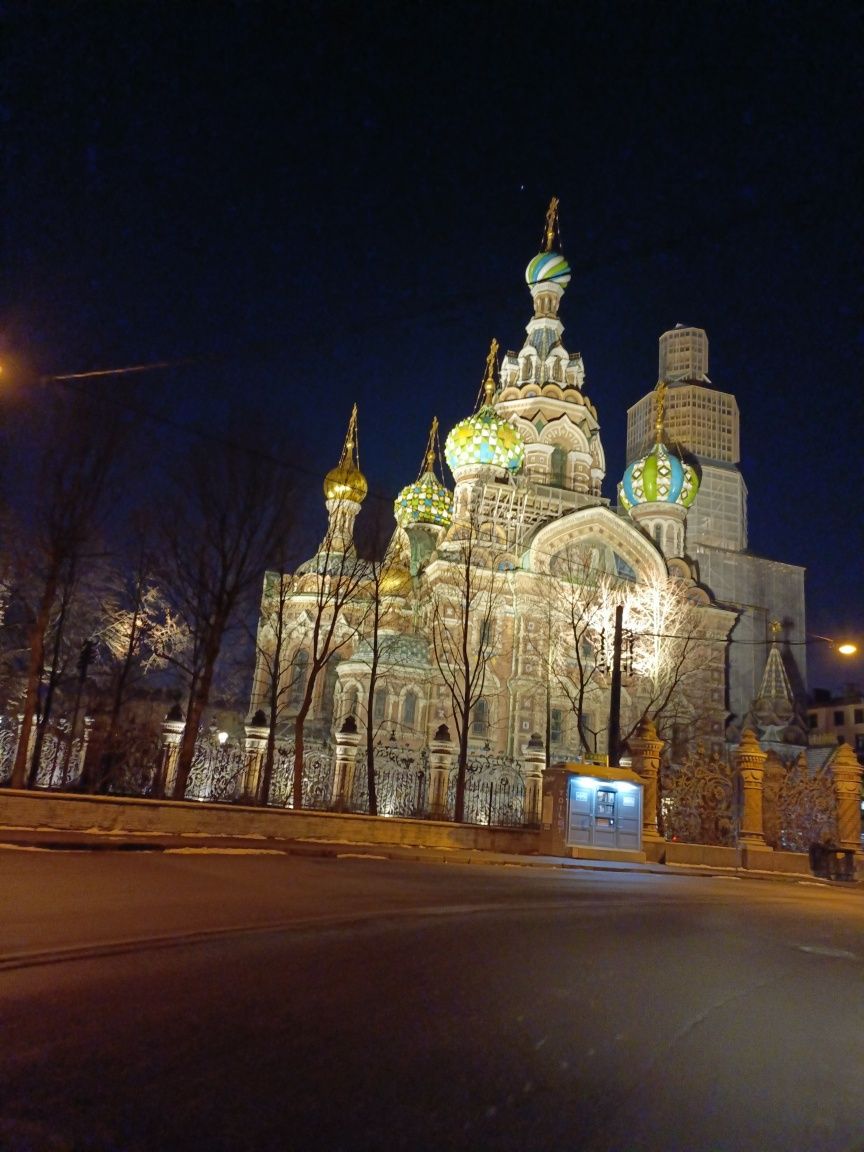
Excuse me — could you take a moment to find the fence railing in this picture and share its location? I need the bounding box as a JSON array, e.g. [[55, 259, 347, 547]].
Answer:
[[1, 713, 846, 846]]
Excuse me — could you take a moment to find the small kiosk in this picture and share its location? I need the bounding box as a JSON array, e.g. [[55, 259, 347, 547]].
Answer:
[[539, 759, 646, 862]]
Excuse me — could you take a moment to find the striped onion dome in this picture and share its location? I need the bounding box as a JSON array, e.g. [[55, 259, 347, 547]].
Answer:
[[619, 440, 699, 510], [525, 250, 571, 288]]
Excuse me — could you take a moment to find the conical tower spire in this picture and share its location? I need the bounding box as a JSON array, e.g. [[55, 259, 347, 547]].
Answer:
[[322, 404, 367, 554]]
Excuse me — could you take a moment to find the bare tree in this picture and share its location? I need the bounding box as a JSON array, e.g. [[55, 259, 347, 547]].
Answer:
[[621, 570, 710, 741], [156, 438, 294, 800], [84, 540, 188, 792], [542, 547, 621, 755], [288, 522, 367, 809], [429, 499, 507, 822], [353, 520, 410, 816], [249, 564, 297, 804], [8, 386, 125, 789]]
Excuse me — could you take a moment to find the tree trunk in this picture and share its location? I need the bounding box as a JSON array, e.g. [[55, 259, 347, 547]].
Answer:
[[260, 724, 277, 806], [292, 711, 306, 809], [10, 578, 57, 789], [454, 718, 470, 823], [365, 658, 378, 817]]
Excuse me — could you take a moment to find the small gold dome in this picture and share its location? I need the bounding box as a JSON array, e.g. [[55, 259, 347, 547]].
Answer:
[[323, 461, 368, 503], [380, 565, 412, 597], [324, 404, 367, 503]]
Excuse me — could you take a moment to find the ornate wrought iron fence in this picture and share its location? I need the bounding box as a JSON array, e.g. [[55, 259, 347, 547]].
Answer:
[[265, 741, 334, 810], [185, 742, 252, 802], [774, 758, 836, 852], [0, 718, 88, 790], [0, 720, 19, 784], [661, 746, 735, 846], [449, 750, 526, 827], [101, 734, 163, 797], [352, 743, 428, 817]]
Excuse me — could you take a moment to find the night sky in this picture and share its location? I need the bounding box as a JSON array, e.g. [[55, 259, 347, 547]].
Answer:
[[3, 1, 862, 690]]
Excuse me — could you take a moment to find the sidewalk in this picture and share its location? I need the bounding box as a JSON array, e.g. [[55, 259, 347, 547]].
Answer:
[[0, 825, 850, 885]]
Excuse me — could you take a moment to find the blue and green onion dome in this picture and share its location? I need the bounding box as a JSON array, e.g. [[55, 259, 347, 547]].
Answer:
[[525, 250, 571, 288], [445, 407, 525, 474], [619, 441, 699, 510], [394, 470, 453, 529]]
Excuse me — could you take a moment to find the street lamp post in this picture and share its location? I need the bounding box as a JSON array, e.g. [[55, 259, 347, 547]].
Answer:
[[607, 604, 624, 767]]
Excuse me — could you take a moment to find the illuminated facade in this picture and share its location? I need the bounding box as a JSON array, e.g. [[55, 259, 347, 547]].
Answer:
[[626, 326, 806, 731], [249, 207, 783, 770]]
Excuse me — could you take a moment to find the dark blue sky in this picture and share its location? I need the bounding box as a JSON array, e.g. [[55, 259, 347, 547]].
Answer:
[[3, 0, 862, 688]]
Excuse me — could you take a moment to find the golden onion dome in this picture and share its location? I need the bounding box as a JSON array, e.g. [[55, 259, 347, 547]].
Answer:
[[379, 564, 412, 597], [323, 403, 367, 504], [323, 460, 368, 503]]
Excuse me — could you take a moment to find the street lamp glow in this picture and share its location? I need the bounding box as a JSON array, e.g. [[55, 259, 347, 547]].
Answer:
[[808, 633, 858, 656]]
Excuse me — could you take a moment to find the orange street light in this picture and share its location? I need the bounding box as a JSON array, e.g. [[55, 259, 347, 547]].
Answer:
[[809, 633, 858, 657]]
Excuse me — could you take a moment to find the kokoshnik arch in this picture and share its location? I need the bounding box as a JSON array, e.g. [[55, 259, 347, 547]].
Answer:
[[248, 201, 807, 765]]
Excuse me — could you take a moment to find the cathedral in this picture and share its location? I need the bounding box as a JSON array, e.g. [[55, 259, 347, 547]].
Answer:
[[248, 203, 806, 781]]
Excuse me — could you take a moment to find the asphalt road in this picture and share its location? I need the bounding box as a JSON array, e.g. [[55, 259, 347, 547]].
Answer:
[[2, 850, 864, 1152]]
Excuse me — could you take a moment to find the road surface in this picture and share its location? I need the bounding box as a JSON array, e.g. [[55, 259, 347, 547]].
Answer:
[[2, 849, 863, 1151]]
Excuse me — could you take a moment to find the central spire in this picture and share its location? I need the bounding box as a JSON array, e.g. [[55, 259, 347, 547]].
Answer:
[[481, 337, 499, 406], [543, 196, 561, 252], [654, 380, 668, 443]]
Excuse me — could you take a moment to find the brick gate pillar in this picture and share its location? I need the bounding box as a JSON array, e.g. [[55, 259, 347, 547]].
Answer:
[[428, 724, 454, 820], [159, 705, 185, 798], [736, 729, 768, 847], [628, 717, 665, 849], [243, 710, 269, 803], [832, 742, 863, 853], [522, 732, 545, 827], [332, 716, 360, 811]]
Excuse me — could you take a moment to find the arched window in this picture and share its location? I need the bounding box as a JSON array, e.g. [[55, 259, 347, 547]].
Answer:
[[550, 446, 567, 486], [289, 650, 308, 709], [373, 688, 388, 724], [401, 690, 417, 731], [471, 698, 489, 737]]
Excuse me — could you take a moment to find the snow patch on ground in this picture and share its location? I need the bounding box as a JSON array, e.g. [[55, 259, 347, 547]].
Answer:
[[164, 847, 286, 855]]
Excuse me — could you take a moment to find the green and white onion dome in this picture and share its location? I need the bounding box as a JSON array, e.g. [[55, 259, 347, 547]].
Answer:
[[394, 470, 453, 529], [445, 407, 525, 474], [619, 441, 699, 510], [525, 250, 571, 288]]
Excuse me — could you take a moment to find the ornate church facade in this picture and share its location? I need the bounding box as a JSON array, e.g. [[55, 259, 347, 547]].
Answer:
[[248, 204, 796, 787]]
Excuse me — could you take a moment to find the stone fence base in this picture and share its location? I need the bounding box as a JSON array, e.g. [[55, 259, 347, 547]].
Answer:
[[664, 840, 813, 875], [0, 789, 539, 855]]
